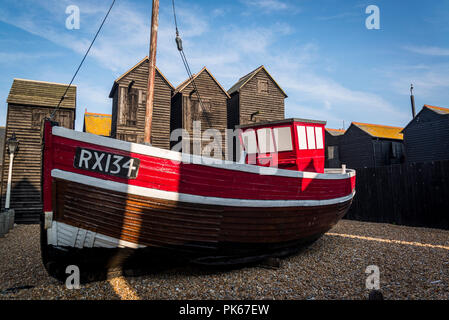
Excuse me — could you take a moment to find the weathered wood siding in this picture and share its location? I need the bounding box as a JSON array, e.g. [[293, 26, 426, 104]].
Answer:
[[403, 109, 449, 163], [339, 125, 405, 168], [1, 105, 74, 224], [171, 70, 228, 159], [345, 160, 449, 230], [112, 62, 173, 149], [339, 126, 374, 168], [237, 69, 285, 127]]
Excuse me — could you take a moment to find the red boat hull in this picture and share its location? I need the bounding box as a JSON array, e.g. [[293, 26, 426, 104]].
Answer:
[[41, 121, 355, 265]]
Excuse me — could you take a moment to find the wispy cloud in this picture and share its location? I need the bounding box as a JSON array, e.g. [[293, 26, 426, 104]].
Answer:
[[403, 45, 449, 56], [0, 0, 410, 130], [317, 12, 359, 21]]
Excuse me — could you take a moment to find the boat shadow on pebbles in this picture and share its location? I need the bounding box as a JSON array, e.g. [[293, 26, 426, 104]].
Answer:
[[42, 237, 318, 284]]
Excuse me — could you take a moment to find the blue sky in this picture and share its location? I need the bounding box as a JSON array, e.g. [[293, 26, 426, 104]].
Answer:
[[1, 0, 448, 131]]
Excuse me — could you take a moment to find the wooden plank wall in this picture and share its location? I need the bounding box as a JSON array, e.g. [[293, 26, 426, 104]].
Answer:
[[114, 63, 172, 149], [0, 105, 74, 224], [404, 115, 449, 163], [345, 159, 449, 230], [175, 71, 228, 158], [238, 69, 285, 126]]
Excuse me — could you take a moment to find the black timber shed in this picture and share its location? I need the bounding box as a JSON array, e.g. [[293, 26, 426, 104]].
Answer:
[[402, 105, 449, 163]]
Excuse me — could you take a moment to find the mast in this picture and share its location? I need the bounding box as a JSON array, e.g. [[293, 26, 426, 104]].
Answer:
[[144, 0, 159, 144]]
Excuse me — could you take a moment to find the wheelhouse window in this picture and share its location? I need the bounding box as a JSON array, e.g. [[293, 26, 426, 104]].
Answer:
[[306, 127, 316, 149], [256, 128, 276, 153], [297, 126, 308, 150], [242, 129, 258, 154], [315, 127, 324, 149], [273, 127, 293, 152]]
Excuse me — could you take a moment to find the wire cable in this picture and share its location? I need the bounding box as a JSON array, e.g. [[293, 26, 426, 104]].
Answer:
[[50, 0, 116, 119]]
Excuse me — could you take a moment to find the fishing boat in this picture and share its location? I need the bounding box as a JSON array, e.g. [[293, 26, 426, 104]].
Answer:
[[39, 0, 355, 275]]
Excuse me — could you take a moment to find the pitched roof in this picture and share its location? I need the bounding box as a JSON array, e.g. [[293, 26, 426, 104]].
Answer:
[[352, 122, 404, 140], [325, 128, 345, 136], [173, 67, 231, 98], [109, 57, 174, 97], [424, 104, 449, 115], [83, 111, 112, 137], [228, 65, 288, 97], [401, 104, 449, 133], [7, 78, 76, 109]]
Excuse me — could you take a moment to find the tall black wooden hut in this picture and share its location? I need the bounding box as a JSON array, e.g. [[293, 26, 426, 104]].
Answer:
[[227, 66, 287, 160], [171, 67, 230, 159], [1, 79, 76, 223], [227, 65, 287, 130], [339, 122, 405, 168], [402, 105, 449, 163], [109, 57, 174, 149], [325, 128, 345, 168]]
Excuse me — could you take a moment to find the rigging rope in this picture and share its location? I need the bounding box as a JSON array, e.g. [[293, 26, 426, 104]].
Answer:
[[50, 0, 116, 119], [171, 0, 213, 130]]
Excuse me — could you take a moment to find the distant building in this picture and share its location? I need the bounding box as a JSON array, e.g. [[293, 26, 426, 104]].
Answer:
[[402, 105, 449, 163], [109, 57, 174, 149], [227, 65, 287, 130], [339, 122, 405, 168], [324, 128, 345, 168], [1, 79, 76, 223], [83, 110, 112, 137], [171, 67, 230, 158]]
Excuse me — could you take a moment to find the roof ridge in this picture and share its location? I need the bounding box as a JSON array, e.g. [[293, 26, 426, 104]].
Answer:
[[352, 121, 403, 129], [12, 78, 77, 87], [424, 104, 449, 111]]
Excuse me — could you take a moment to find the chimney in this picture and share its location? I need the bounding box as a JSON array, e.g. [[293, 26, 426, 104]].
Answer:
[[410, 84, 416, 118]]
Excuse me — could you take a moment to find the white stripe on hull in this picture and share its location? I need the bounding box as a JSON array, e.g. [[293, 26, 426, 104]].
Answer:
[[47, 221, 146, 249], [52, 169, 355, 208], [52, 126, 355, 180]]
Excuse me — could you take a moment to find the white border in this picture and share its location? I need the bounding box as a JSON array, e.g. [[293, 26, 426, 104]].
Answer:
[[52, 169, 355, 208], [53, 126, 356, 180]]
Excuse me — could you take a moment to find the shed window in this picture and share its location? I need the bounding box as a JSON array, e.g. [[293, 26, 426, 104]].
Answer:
[[242, 130, 258, 154], [306, 126, 316, 149], [257, 80, 268, 94], [297, 126, 308, 150], [315, 127, 324, 149], [328, 146, 339, 160], [32, 110, 47, 130], [273, 127, 293, 152], [257, 128, 276, 153], [126, 88, 138, 127]]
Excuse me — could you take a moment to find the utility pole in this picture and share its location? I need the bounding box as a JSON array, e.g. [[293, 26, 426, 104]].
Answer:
[[144, 0, 159, 144]]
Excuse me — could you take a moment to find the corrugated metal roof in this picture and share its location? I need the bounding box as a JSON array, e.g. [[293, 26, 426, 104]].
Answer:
[[325, 128, 345, 136], [424, 105, 449, 115], [7, 79, 76, 109], [83, 112, 112, 137], [228, 65, 288, 97], [352, 122, 404, 140]]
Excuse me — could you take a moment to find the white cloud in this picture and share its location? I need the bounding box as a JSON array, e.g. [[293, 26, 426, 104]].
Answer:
[[403, 45, 449, 56], [243, 0, 289, 11], [0, 0, 411, 130]]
